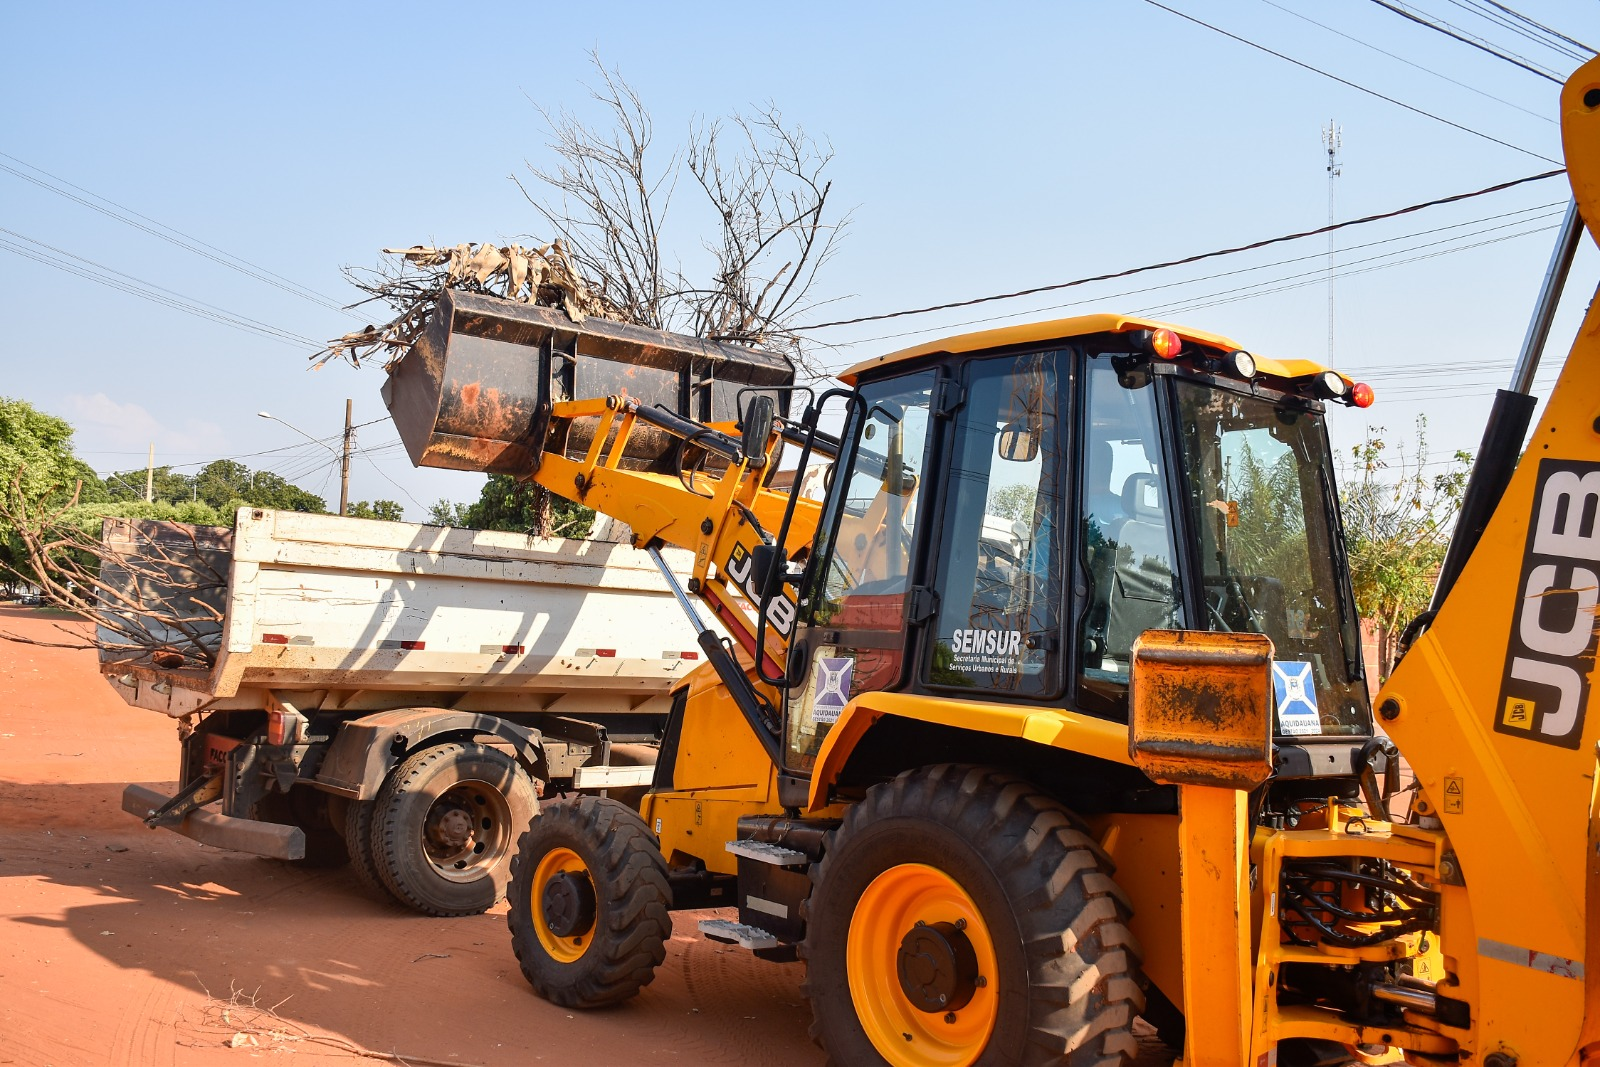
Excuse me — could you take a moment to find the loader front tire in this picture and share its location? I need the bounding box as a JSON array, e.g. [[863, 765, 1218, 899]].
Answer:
[[506, 796, 671, 1008], [801, 764, 1144, 1067], [371, 742, 537, 916]]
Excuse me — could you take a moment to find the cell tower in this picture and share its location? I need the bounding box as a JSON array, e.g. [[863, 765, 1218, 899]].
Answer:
[[1323, 121, 1342, 366]]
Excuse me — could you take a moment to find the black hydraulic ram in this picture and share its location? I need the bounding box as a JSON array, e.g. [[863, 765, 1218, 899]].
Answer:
[[645, 545, 785, 767], [1429, 199, 1586, 612]]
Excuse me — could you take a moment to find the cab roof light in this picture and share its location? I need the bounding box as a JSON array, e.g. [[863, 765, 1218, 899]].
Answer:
[[1224, 350, 1257, 379], [1130, 327, 1183, 360], [1351, 381, 1375, 408], [1309, 370, 1349, 401]]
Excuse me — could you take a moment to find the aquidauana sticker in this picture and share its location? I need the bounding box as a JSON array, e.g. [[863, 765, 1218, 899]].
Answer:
[[811, 655, 854, 724], [1272, 660, 1321, 736]]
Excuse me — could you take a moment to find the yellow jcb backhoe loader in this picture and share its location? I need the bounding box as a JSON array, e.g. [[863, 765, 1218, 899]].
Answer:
[[382, 55, 1600, 1067]]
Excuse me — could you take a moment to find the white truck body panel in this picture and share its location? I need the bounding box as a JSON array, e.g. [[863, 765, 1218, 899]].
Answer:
[[101, 508, 705, 718]]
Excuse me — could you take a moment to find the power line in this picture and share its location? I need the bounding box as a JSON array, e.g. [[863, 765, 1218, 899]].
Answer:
[[797, 169, 1564, 331], [1446, 0, 1591, 62], [1254, 0, 1555, 125], [0, 151, 358, 316], [1138, 221, 1551, 318], [0, 237, 315, 349], [0, 228, 319, 347], [836, 201, 1563, 351], [1138, 0, 1559, 161], [1365, 0, 1565, 82], [1478, 0, 1595, 56]]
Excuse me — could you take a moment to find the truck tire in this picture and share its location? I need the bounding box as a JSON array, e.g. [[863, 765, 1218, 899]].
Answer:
[[800, 764, 1144, 1067], [506, 796, 671, 1008], [339, 796, 396, 904], [250, 787, 350, 869], [371, 741, 538, 916]]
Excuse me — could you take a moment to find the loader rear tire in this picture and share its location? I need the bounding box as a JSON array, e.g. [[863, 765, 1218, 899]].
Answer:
[[800, 764, 1144, 1067], [506, 796, 671, 1008], [371, 742, 537, 917]]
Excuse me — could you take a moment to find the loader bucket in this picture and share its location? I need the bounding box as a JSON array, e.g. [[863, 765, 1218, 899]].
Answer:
[[381, 289, 794, 476]]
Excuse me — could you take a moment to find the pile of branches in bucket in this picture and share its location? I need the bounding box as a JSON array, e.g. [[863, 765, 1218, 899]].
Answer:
[[312, 240, 619, 370], [0, 479, 227, 671]]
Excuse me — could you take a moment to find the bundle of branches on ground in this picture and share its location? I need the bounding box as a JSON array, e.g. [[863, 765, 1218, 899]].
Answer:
[[0, 474, 227, 671], [312, 239, 620, 369]]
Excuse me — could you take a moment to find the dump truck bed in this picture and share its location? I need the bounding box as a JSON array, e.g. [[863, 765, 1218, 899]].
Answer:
[[99, 508, 704, 719]]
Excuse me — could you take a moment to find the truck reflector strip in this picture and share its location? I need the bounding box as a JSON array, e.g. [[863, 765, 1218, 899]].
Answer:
[[377, 640, 427, 651], [480, 644, 527, 655], [664, 650, 701, 660], [575, 648, 618, 658], [260, 634, 313, 646]]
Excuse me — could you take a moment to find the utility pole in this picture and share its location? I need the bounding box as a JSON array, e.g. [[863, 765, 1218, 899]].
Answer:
[[340, 399, 353, 517], [1323, 120, 1342, 366], [145, 443, 154, 503]]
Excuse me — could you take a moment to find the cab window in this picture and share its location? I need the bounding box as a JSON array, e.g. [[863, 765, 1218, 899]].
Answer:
[[926, 351, 1063, 696], [1077, 360, 1184, 709]]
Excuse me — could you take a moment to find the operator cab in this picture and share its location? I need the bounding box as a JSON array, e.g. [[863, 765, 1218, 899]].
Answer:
[[783, 316, 1374, 790]]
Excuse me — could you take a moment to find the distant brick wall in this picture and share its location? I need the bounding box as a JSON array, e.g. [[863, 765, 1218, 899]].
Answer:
[[1360, 617, 1383, 698]]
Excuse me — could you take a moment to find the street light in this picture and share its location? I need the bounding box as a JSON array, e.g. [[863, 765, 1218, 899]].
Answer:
[[258, 404, 354, 515], [257, 412, 337, 455]]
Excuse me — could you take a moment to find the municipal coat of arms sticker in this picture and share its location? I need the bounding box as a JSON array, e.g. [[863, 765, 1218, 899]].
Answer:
[[811, 656, 855, 724], [1272, 660, 1321, 736]]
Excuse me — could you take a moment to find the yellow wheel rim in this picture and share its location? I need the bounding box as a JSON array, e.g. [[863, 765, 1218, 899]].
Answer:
[[532, 846, 595, 964], [846, 863, 999, 1067]]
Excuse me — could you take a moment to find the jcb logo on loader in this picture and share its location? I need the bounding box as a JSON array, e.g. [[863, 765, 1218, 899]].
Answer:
[[1494, 460, 1600, 749], [725, 543, 798, 639]]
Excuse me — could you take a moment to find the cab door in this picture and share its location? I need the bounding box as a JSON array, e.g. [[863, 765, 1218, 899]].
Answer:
[[784, 370, 941, 773]]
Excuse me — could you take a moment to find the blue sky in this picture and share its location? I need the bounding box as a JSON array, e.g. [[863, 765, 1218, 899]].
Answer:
[[2, 1, 1594, 516]]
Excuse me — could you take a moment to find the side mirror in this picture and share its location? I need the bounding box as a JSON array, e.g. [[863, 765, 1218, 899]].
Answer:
[[748, 542, 787, 601], [997, 419, 1040, 462], [740, 395, 778, 468]]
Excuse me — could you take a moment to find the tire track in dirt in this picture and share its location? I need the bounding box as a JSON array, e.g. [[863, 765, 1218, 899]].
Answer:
[[108, 979, 179, 1067]]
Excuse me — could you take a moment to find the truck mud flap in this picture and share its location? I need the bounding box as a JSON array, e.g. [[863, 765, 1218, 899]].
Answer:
[[122, 783, 305, 861]]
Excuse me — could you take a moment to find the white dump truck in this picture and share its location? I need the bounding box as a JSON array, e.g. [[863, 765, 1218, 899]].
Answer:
[[104, 508, 708, 916]]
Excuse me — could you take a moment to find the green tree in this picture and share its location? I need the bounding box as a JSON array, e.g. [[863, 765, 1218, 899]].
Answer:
[[463, 475, 594, 539], [0, 397, 107, 589], [193, 460, 326, 513], [105, 465, 196, 504], [427, 499, 471, 527], [345, 500, 405, 522], [1340, 418, 1470, 681]]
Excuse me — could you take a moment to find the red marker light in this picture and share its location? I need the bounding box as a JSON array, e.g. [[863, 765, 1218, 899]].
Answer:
[[1151, 328, 1182, 359], [1351, 382, 1375, 408]]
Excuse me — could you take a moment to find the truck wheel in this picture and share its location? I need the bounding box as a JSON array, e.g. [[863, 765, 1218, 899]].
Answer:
[[250, 787, 350, 869], [339, 797, 396, 903], [371, 742, 538, 916], [506, 796, 671, 1008], [800, 764, 1144, 1067]]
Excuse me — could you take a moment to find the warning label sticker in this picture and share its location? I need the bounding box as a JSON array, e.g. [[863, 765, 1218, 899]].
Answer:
[[1443, 775, 1464, 814]]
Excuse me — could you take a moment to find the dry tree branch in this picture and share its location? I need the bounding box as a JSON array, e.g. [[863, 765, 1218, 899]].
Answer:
[[311, 239, 619, 369], [179, 980, 485, 1067], [0, 471, 229, 669]]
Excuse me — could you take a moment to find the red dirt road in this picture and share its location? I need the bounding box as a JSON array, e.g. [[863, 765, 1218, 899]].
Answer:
[[0, 608, 1176, 1066], [0, 608, 822, 1067]]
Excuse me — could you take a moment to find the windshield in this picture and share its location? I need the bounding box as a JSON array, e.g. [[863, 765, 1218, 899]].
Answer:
[[1172, 381, 1370, 737]]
